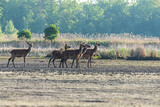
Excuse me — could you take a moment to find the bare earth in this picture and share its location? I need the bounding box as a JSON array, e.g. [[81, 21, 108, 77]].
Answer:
[[0, 57, 160, 107]]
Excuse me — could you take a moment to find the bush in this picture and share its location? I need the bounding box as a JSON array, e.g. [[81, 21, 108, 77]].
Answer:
[[99, 50, 108, 59], [150, 50, 158, 58], [119, 48, 129, 59], [108, 50, 117, 59], [99, 50, 117, 59], [130, 47, 146, 59], [92, 52, 101, 59], [17, 29, 32, 40], [44, 24, 59, 42]]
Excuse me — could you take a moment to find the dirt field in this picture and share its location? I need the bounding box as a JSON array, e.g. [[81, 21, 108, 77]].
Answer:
[[0, 57, 160, 107]]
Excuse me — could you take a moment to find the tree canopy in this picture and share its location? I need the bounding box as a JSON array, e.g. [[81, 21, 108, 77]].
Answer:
[[17, 29, 32, 40], [0, 0, 160, 36], [44, 24, 59, 42]]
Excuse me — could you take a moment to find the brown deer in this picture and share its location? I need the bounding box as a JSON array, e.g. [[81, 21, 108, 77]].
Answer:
[[82, 42, 100, 67], [48, 44, 71, 68], [72, 43, 91, 68], [7, 42, 32, 68], [60, 43, 86, 68]]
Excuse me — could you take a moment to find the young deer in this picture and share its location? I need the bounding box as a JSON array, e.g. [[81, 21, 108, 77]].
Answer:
[[60, 43, 85, 68], [7, 42, 32, 68], [71, 43, 91, 68], [48, 44, 71, 68], [82, 42, 100, 67]]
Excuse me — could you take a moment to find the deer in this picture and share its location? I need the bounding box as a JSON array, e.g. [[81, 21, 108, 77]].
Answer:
[[60, 43, 86, 68], [82, 42, 100, 68], [48, 44, 71, 68], [72, 43, 91, 68], [7, 42, 32, 68]]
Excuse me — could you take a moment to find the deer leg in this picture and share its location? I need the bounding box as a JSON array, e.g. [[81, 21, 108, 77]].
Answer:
[[77, 56, 81, 68], [48, 57, 53, 68], [90, 57, 92, 67], [12, 57, 15, 68], [7, 57, 12, 67], [64, 59, 68, 68], [24, 57, 26, 68], [59, 59, 63, 68], [62, 59, 65, 68], [76, 59, 79, 68], [52, 58, 56, 68], [87, 57, 90, 68], [71, 59, 75, 68]]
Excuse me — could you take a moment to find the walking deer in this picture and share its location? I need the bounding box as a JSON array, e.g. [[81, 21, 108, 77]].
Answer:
[[7, 42, 32, 68], [82, 42, 100, 67], [48, 44, 71, 68], [60, 43, 86, 68]]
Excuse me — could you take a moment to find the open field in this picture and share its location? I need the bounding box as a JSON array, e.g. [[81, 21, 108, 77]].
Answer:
[[0, 57, 160, 107]]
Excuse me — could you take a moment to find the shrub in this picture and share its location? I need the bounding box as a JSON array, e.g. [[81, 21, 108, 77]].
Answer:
[[17, 29, 32, 40], [117, 48, 129, 59], [150, 50, 158, 58], [130, 47, 146, 59], [108, 50, 117, 59], [99, 50, 108, 59], [92, 52, 101, 59], [130, 49, 135, 57], [44, 24, 59, 42], [116, 51, 120, 58]]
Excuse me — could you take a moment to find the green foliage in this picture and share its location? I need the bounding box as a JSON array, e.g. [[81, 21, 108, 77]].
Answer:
[[0, 0, 160, 36], [4, 20, 18, 34], [0, 26, 3, 36], [119, 48, 129, 58], [108, 50, 117, 59], [44, 24, 59, 42], [0, 6, 2, 19], [17, 29, 32, 40]]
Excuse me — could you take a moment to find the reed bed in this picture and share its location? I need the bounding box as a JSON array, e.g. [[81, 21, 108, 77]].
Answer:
[[0, 33, 160, 59]]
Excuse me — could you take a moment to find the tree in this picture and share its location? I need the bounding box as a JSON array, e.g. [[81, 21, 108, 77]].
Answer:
[[5, 20, 18, 34], [0, 2, 2, 19], [17, 29, 32, 40], [0, 26, 3, 36], [44, 24, 59, 42]]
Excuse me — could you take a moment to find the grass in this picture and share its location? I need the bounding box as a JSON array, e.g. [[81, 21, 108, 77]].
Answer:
[[1, 33, 160, 59], [1, 33, 160, 43]]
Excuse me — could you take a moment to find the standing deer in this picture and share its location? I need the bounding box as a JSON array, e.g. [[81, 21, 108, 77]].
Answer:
[[60, 43, 86, 68], [72, 43, 91, 68], [82, 42, 100, 67], [48, 44, 71, 68], [7, 42, 32, 68]]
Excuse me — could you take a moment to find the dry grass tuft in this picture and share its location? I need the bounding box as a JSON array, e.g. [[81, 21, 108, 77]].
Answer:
[[150, 50, 158, 58], [131, 47, 147, 59]]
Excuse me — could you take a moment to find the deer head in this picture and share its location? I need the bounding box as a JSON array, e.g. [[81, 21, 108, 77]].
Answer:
[[27, 41, 32, 47], [95, 42, 100, 46], [65, 44, 71, 50]]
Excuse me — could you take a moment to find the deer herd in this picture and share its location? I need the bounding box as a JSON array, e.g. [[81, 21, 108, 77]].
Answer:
[[7, 42, 100, 68]]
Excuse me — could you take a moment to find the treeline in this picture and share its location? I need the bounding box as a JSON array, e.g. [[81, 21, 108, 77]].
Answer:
[[0, 0, 160, 36]]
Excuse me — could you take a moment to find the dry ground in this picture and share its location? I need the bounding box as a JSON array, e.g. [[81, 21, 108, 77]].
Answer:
[[0, 57, 160, 107]]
